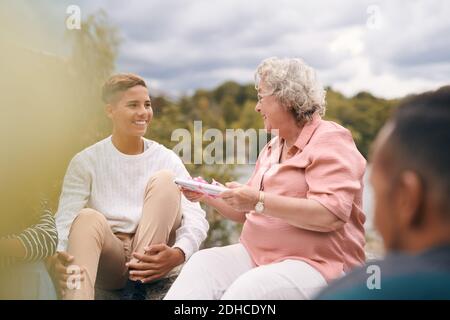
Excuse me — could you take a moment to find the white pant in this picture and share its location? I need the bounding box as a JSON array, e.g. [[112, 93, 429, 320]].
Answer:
[[164, 243, 327, 300]]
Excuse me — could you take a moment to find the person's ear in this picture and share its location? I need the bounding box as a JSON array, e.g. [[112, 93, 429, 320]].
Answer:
[[105, 104, 113, 119], [397, 171, 425, 229]]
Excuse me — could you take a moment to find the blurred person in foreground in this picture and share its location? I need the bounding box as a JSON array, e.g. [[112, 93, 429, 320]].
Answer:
[[317, 86, 450, 299], [165, 57, 367, 300], [0, 44, 63, 300], [0, 212, 58, 300]]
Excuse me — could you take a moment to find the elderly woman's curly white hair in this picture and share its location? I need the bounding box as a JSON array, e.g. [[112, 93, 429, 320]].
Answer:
[[255, 57, 326, 122]]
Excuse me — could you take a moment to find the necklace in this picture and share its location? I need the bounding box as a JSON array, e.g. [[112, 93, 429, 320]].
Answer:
[[279, 140, 288, 163], [284, 139, 295, 149]]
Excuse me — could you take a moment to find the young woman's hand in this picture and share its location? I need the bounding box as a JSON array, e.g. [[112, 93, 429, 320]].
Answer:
[[127, 244, 185, 283]]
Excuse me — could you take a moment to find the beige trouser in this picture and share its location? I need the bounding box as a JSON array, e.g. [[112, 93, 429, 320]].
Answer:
[[64, 170, 182, 300]]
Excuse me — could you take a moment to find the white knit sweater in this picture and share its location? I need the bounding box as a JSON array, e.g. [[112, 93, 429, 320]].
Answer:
[[55, 136, 209, 260]]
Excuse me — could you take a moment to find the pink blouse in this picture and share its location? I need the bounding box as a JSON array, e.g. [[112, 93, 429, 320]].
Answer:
[[240, 114, 367, 282]]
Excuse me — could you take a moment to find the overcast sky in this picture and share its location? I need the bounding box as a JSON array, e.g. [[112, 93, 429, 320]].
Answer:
[[10, 0, 450, 98]]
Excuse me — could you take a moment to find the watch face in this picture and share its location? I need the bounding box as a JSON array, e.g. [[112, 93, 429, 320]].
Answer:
[[255, 202, 264, 213]]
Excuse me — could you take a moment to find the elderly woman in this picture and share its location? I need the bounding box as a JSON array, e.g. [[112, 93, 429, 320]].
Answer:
[[165, 57, 366, 300]]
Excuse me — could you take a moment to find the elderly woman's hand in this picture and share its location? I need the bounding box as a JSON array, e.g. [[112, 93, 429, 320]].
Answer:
[[219, 182, 260, 212], [180, 187, 206, 202]]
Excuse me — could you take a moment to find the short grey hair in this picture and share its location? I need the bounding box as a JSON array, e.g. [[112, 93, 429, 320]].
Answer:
[[255, 57, 326, 122]]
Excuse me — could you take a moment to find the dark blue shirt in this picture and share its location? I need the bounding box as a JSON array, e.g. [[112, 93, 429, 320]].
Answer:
[[317, 244, 450, 299]]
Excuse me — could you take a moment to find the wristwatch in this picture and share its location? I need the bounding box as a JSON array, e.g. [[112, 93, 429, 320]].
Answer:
[[254, 191, 265, 213]]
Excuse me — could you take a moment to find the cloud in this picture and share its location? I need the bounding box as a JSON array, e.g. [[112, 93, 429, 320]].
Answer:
[[34, 0, 450, 98]]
